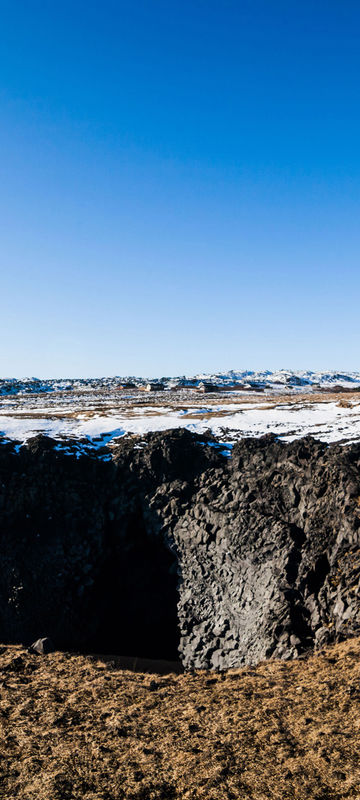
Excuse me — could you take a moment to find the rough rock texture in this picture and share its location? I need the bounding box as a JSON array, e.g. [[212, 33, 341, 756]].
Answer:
[[0, 430, 360, 668]]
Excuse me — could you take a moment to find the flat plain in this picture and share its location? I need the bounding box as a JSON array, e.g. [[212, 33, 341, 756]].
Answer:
[[2, 374, 360, 447]]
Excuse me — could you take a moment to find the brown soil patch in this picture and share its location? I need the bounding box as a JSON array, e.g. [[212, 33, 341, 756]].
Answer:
[[1, 638, 360, 799]]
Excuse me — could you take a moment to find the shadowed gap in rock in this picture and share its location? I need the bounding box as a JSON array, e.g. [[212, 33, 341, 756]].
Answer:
[[87, 505, 180, 661]]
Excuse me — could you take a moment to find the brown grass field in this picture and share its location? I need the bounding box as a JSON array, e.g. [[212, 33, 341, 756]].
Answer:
[[1, 638, 360, 799]]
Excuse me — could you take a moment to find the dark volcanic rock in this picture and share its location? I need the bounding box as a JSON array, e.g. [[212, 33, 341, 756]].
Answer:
[[175, 434, 360, 667], [0, 429, 360, 668]]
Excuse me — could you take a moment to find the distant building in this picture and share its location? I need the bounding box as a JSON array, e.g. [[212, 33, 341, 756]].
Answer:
[[169, 379, 198, 390], [197, 382, 219, 393], [144, 383, 165, 392]]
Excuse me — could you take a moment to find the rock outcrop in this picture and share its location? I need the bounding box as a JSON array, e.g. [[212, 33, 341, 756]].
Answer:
[[0, 430, 359, 668]]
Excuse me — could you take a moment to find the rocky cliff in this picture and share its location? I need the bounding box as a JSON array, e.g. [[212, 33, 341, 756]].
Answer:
[[0, 430, 359, 668]]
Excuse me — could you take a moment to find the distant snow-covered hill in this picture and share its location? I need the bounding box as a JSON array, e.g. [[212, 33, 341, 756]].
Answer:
[[1, 369, 360, 396]]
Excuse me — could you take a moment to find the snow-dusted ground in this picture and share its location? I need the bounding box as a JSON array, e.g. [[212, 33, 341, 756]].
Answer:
[[2, 401, 360, 446], [1, 371, 360, 451]]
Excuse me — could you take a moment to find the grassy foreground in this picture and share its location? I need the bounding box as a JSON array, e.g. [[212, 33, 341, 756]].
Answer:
[[1, 639, 360, 800]]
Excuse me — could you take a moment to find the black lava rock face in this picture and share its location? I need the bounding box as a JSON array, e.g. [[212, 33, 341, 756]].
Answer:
[[0, 430, 360, 668]]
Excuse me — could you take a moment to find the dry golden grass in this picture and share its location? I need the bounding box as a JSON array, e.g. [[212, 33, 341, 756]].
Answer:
[[1, 639, 360, 799]]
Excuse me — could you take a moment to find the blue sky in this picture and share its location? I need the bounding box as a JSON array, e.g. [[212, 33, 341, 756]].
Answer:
[[0, 0, 359, 377]]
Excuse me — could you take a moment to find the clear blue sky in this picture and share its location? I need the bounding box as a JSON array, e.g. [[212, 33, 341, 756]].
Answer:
[[0, 0, 359, 378]]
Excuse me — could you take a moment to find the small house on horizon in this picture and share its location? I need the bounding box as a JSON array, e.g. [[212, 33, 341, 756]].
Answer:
[[116, 382, 137, 390], [197, 382, 220, 393], [144, 382, 165, 392]]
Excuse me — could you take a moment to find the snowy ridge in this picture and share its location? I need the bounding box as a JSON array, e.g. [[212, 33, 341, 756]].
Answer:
[[1, 370, 360, 396], [197, 369, 360, 388]]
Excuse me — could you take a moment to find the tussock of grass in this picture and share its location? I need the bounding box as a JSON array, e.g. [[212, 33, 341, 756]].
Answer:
[[1, 638, 360, 799]]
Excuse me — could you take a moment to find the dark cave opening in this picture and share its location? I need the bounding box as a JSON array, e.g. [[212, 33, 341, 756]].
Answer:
[[88, 507, 180, 661]]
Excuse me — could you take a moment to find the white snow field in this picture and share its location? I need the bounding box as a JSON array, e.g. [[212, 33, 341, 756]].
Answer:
[[1, 370, 360, 450]]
